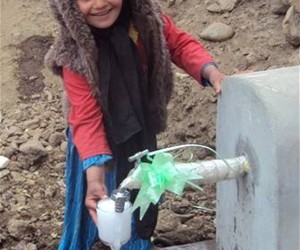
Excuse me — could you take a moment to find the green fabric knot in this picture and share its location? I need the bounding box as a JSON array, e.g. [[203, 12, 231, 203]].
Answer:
[[131, 152, 199, 220]]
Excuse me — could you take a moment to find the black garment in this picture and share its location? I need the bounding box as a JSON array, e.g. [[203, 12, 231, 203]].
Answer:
[[91, 3, 158, 239]]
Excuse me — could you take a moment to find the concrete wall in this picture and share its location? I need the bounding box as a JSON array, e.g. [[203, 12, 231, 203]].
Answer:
[[216, 66, 299, 250]]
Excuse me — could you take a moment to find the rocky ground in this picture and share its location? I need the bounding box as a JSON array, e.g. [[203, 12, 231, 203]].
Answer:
[[0, 0, 299, 249]]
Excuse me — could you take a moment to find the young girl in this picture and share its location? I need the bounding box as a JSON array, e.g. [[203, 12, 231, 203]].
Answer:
[[45, 0, 224, 249]]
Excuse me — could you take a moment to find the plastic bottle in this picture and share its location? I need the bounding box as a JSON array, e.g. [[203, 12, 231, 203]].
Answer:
[[96, 189, 132, 250]]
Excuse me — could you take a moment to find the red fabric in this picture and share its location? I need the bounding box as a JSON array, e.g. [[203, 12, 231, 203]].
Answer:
[[63, 68, 112, 160], [63, 14, 214, 160], [163, 15, 214, 82]]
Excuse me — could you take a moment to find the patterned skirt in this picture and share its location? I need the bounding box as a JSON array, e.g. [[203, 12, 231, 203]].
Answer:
[[58, 129, 152, 250]]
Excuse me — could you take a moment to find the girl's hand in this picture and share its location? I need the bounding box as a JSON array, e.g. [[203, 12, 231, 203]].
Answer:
[[203, 64, 225, 94], [85, 166, 107, 224]]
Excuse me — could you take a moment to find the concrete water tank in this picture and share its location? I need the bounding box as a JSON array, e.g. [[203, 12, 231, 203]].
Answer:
[[216, 66, 299, 250]]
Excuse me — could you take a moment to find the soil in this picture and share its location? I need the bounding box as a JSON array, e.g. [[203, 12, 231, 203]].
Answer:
[[0, 0, 299, 249]]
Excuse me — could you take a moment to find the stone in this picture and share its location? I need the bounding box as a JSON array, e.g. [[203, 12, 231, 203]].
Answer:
[[156, 209, 181, 233], [60, 141, 67, 152], [48, 132, 65, 147], [15, 241, 37, 250], [170, 200, 191, 214], [5, 125, 23, 137], [288, 48, 300, 64], [200, 22, 234, 42], [3, 144, 19, 158], [0, 169, 10, 179], [10, 171, 26, 182], [206, 0, 240, 12], [283, 6, 300, 46], [271, 0, 290, 15], [8, 219, 31, 239], [0, 156, 9, 169], [19, 139, 47, 157], [289, 0, 300, 12], [22, 118, 41, 130]]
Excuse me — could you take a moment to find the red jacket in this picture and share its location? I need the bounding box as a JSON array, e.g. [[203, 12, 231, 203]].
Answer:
[[63, 15, 214, 160]]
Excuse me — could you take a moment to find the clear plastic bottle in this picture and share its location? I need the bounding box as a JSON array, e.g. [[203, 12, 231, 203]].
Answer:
[[96, 189, 132, 250]]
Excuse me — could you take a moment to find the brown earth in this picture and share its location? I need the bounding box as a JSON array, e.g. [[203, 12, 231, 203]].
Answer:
[[0, 0, 299, 249]]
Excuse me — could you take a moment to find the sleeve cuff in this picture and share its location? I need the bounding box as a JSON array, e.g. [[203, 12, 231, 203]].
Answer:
[[200, 62, 218, 87], [83, 154, 113, 171]]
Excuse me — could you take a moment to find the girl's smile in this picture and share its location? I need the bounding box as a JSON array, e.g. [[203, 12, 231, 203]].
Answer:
[[90, 8, 113, 17], [77, 0, 123, 29]]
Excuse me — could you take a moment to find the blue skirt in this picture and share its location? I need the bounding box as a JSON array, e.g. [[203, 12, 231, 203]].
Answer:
[[58, 130, 152, 250]]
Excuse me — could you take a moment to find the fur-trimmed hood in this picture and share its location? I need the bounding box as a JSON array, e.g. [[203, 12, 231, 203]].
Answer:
[[45, 0, 174, 133]]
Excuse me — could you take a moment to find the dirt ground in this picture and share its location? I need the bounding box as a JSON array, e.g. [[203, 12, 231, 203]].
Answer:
[[0, 0, 299, 249]]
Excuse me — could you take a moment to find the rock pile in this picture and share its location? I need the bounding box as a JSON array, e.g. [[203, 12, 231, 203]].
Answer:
[[194, 0, 300, 46], [0, 92, 66, 248]]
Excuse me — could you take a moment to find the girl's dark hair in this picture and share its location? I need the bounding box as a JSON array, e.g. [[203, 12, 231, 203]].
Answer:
[[115, 0, 132, 27]]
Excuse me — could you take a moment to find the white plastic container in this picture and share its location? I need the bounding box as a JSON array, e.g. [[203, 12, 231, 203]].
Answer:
[[96, 189, 132, 250]]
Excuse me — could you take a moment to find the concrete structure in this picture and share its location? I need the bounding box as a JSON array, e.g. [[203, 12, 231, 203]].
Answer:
[[216, 66, 299, 250], [155, 240, 215, 250]]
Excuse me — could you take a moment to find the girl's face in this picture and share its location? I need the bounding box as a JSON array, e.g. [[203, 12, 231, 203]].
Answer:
[[77, 0, 123, 29]]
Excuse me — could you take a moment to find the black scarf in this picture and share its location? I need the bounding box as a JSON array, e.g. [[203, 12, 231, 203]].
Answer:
[[91, 3, 145, 144], [91, 2, 158, 238], [90, 1, 157, 168]]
